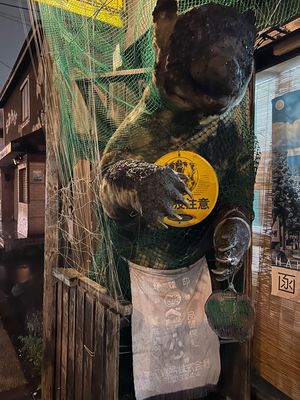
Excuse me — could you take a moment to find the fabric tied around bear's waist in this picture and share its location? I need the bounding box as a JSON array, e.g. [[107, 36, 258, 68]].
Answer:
[[129, 257, 221, 400]]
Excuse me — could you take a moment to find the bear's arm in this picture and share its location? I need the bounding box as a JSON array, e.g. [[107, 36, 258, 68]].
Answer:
[[98, 97, 191, 224]]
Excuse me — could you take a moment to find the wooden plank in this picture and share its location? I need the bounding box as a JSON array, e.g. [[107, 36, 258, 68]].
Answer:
[[42, 41, 60, 400], [124, 0, 155, 48], [72, 159, 93, 273], [54, 268, 131, 315], [55, 281, 63, 400], [67, 286, 77, 400], [53, 268, 80, 287], [99, 68, 149, 79], [77, 274, 107, 295], [273, 32, 300, 56], [74, 287, 85, 400], [78, 277, 132, 317], [60, 285, 69, 400], [91, 302, 105, 399], [74, 68, 150, 82], [42, 266, 57, 400], [104, 309, 120, 400], [83, 293, 95, 400]]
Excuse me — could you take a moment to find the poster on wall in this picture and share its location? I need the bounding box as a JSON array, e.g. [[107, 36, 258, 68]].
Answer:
[[272, 89, 300, 301], [30, 163, 45, 184], [32, 170, 44, 182]]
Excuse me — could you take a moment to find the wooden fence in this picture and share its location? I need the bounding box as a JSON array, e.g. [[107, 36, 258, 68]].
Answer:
[[48, 268, 131, 400]]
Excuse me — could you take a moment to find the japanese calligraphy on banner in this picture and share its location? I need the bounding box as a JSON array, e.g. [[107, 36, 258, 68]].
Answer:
[[272, 90, 300, 302], [33, 0, 123, 27]]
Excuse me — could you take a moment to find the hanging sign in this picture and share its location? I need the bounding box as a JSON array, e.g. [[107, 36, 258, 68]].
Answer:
[[272, 266, 300, 302], [34, 0, 123, 27], [156, 150, 219, 227], [271, 90, 300, 302]]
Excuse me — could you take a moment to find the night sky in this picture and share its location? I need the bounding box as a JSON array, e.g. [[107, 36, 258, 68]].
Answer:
[[0, 0, 32, 91]]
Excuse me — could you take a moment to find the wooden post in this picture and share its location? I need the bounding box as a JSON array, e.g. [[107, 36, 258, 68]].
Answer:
[[41, 44, 60, 400], [220, 76, 255, 400], [72, 159, 93, 273]]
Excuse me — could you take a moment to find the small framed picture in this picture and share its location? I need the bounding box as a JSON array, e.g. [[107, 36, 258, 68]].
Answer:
[[32, 169, 44, 182]]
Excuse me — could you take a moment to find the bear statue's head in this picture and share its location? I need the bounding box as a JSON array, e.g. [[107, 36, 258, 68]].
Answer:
[[153, 1, 256, 117]]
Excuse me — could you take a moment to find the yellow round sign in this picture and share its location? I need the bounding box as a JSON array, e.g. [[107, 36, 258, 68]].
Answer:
[[156, 150, 219, 227]]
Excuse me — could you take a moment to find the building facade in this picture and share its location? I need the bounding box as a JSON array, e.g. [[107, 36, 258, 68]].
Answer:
[[0, 28, 45, 249]]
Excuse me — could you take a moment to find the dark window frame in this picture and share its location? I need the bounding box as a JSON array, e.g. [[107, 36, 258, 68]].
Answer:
[[20, 75, 30, 124], [19, 166, 28, 204]]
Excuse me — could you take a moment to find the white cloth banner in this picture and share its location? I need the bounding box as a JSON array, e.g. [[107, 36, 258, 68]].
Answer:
[[129, 257, 221, 400]]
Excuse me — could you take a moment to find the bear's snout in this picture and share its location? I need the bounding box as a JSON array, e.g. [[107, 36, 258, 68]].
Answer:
[[190, 53, 242, 96]]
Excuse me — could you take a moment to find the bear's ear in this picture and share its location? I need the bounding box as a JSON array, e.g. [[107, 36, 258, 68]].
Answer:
[[243, 9, 256, 26], [152, 0, 178, 23], [153, 0, 178, 50]]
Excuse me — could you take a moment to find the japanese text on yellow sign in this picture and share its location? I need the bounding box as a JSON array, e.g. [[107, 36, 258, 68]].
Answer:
[[156, 150, 219, 228]]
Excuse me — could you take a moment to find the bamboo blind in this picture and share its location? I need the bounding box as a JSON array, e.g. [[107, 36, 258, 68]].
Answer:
[[253, 55, 300, 400]]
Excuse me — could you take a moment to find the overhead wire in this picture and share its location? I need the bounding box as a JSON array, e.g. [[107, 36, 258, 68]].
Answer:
[[0, 10, 31, 26], [0, 1, 32, 78], [0, 1, 43, 97], [0, 2, 29, 11], [0, 59, 12, 70]]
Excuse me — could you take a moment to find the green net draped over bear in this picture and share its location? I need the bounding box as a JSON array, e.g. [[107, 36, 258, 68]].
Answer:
[[37, 0, 300, 298]]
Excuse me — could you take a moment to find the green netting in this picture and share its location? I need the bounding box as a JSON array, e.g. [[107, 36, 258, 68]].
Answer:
[[35, 0, 300, 299]]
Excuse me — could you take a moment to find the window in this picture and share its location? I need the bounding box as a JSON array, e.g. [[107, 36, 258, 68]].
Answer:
[[20, 76, 30, 122], [19, 167, 28, 203]]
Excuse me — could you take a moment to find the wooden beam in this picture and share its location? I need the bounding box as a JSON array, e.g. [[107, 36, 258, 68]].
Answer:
[[41, 43, 60, 400], [73, 68, 150, 82], [98, 68, 150, 79], [72, 159, 93, 273], [273, 31, 300, 55]]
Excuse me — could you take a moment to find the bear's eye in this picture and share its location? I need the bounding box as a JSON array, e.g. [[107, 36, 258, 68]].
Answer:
[[241, 40, 249, 49]]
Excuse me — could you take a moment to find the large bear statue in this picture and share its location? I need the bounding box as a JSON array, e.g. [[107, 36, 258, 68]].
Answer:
[[100, 1, 256, 278], [99, 1, 256, 399]]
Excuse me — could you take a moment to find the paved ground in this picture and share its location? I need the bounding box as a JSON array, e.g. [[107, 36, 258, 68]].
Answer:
[[0, 318, 27, 396], [0, 386, 32, 400]]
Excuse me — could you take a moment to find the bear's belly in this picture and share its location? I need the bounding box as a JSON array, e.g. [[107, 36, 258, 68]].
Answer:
[[117, 207, 217, 270]]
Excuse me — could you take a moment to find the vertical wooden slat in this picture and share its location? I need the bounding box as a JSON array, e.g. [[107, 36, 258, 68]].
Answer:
[[105, 309, 120, 400], [60, 285, 69, 400], [67, 286, 77, 400], [55, 281, 63, 400], [91, 302, 105, 399], [52, 269, 130, 400], [75, 288, 85, 400], [42, 271, 57, 400], [83, 294, 95, 400]]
